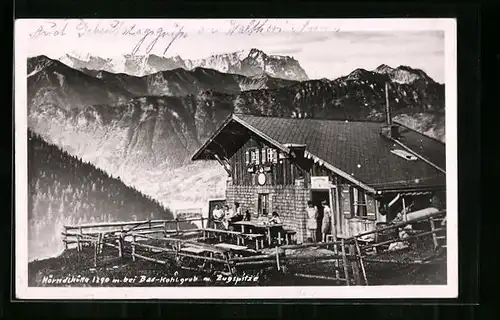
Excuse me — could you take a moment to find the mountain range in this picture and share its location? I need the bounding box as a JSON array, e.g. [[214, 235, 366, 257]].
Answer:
[[57, 48, 310, 81], [26, 50, 445, 213]]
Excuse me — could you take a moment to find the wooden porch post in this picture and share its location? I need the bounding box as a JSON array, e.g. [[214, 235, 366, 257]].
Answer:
[[402, 197, 407, 222], [330, 186, 338, 240]]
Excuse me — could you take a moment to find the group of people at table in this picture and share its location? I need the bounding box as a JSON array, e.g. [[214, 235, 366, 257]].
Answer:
[[211, 202, 282, 231], [211, 199, 332, 244]]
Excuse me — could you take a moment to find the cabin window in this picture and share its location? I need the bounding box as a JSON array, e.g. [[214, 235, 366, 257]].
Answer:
[[266, 148, 278, 164], [258, 193, 270, 216], [248, 148, 260, 165], [248, 147, 279, 165], [343, 186, 376, 220], [352, 188, 367, 217]]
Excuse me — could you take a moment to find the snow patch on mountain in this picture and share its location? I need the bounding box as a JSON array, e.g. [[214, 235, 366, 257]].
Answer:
[[56, 48, 309, 81]]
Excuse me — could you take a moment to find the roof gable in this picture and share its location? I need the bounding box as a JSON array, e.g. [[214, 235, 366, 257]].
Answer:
[[192, 114, 446, 192]]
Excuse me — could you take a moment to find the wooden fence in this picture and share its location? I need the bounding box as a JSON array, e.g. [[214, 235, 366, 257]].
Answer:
[[59, 210, 446, 286]]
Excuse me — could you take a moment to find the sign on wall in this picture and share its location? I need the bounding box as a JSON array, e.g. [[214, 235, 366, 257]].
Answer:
[[311, 176, 331, 189]]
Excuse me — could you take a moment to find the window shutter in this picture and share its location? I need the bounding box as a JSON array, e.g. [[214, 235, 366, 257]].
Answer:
[[366, 194, 376, 220], [255, 149, 260, 165], [245, 150, 250, 165], [342, 186, 353, 219], [262, 148, 267, 164]]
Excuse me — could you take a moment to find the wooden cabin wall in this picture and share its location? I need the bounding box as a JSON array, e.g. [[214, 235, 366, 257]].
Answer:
[[229, 137, 303, 187]]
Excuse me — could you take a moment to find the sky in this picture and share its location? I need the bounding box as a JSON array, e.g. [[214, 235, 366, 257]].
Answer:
[[21, 19, 447, 83]]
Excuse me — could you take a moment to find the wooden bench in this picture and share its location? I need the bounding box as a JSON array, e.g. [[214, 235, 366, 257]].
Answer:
[[281, 229, 297, 245], [241, 233, 266, 250]]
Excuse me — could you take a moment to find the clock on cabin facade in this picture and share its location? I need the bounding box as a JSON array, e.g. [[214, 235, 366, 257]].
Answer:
[[257, 172, 267, 185]]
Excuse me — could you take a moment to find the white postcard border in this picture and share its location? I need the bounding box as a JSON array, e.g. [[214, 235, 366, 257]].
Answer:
[[15, 18, 458, 300]]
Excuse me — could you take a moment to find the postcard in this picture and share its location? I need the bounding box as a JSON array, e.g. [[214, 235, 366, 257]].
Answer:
[[14, 18, 457, 299]]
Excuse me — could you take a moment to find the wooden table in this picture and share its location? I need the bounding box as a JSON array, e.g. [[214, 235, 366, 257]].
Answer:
[[232, 221, 284, 246]]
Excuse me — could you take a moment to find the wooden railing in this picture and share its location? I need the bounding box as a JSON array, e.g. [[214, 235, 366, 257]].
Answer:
[[62, 216, 207, 253], [58, 210, 446, 286]]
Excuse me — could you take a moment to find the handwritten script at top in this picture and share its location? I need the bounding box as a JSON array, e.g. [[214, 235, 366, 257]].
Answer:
[[28, 19, 341, 56]]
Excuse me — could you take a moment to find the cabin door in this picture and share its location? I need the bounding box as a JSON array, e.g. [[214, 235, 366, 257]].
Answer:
[[311, 190, 330, 241]]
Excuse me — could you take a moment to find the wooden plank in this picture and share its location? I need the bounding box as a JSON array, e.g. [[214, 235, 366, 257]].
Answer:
[[214, 243, 248, 251], [135, 242, 176, 253], [133, 252, 167, 264], [292, 273, 345, 282], [235, 260, 275, 267], [181, 246, 207, 254], [64, 217, 206, 230], [177, 252, 228, 264], [202, 228, 242, 235]]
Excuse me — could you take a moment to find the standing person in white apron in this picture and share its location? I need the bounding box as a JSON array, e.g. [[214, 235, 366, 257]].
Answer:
[[306, 201, 318, 242], [321, 200, 332, 242]]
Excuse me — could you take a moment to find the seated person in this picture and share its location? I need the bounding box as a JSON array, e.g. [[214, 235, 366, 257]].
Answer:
[[268, 211, 284, 244], [268, 211, 282, 224], [228, 202, 244, 223], [244, 209, 251, 221]]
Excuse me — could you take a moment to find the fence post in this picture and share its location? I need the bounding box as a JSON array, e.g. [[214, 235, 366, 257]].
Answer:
[[76, 235, 81, 252], [354, 237, 368, 286], [64, 227, 68, 250], [341, 239, 350, 286], [275, 246, 280, 271], [163, 221, 167, 237], [98, 233, 103, 254], [350, 243, 361, 285], [117, 236, 123, 258], [93, 240, 98, 267], [78, 227, 83, 251], [429, 218, 439, 249], [132, 235, 136, 262], [333, 242, 340, 279]]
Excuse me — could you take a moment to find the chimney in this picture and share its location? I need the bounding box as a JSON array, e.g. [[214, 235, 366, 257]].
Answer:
[[385, 82, 391, 126], [381, 81, 400, 139]]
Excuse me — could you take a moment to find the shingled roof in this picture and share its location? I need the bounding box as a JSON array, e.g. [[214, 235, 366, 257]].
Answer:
[[192, 114, 446, 193]]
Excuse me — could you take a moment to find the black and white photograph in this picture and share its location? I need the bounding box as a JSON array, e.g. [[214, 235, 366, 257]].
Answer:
[[15, 18, 457, 299]]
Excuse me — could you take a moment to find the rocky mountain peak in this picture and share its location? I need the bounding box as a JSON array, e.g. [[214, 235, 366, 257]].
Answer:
[[372, 64, 436, 85], [374, 64, 394, 73]]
